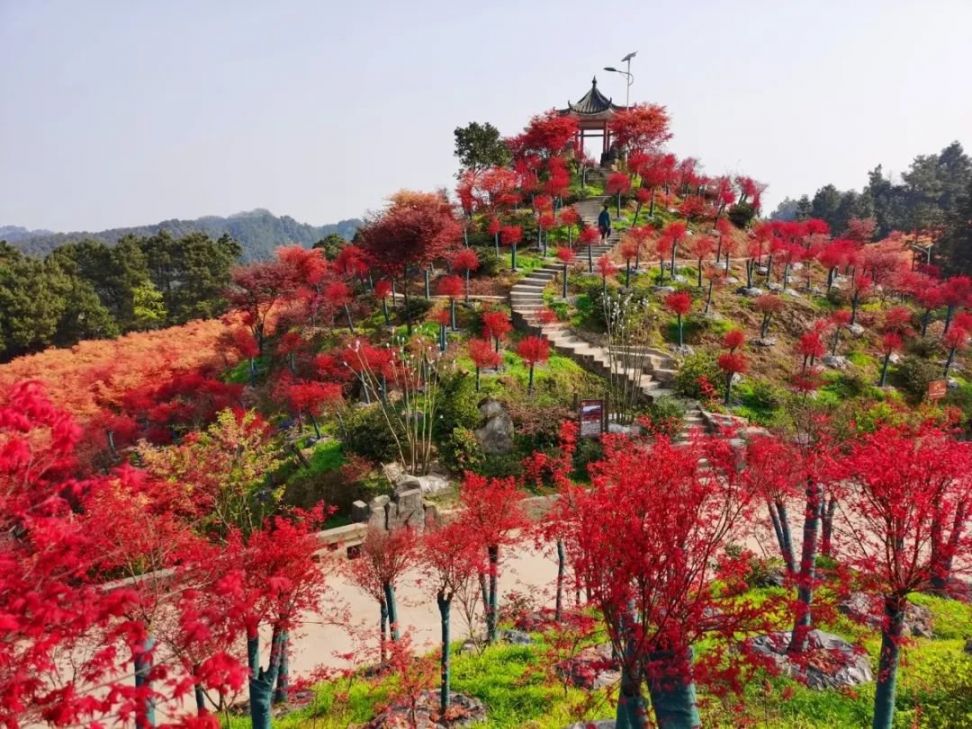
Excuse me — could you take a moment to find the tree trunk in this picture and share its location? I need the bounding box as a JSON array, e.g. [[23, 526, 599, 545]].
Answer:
[[944, 346, 957, 377], [647, 648, 701, 729], [677, 315, 683, 347], [626, 260, 632, 288], [437, 593, 452, 714], [464, 270, 471, 305], [820, 495, 837, 558], [615, 608, 648, 729], [384, 581, 400, 642], [486, 544, 499, 643], [761, 313, 770, 339], [511, 243, 517, 271], [724, 372, 733, 406], [880, 353, 891, 386], [379, 596, 389, 665], [563, 263, 569, 298], [788, 480, 822, 654], [696, 259, 703, 288], [273, 633, 289, 704], [133, 636, 156, 729], [704, 279, 714, 315], [248, 628, 285, 729], [475, 366, 481, 392], [528, 364, 535, 395], [494, 231, 500, 257], [308, 412, 321, 439], [450, 298, 457, 330], [768, 499, 796, 573], [424, 268, 431, 299], [555, 539, 565, 622], [588, 245, 593, 274], [402, 270, 412, 335], [381, 298, 390, 324], [872, 596, 905, 729]]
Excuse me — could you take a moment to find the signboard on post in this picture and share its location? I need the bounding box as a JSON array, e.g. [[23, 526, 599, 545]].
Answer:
[[927, 379, 947, 401], [579, 399, 605, 438]]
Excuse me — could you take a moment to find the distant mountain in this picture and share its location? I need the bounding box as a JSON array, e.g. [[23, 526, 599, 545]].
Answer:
[[2, 209, 361, 262]]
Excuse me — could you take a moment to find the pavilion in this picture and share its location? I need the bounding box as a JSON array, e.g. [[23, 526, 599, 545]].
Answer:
[[558, 76, 627, 166]]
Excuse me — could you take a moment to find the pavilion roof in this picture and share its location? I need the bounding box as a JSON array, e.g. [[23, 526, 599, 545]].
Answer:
[[560, 77, 626, 116]]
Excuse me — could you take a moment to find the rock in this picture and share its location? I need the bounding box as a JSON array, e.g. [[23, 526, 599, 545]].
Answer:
[[748, 630, 873, 689], [783, 288, 802, 298], [725, 276, 740, 285], [397, 473, 451, 495], [822, 354, 849, 370], [474, 398, 514, 455], [500, 628, 534, 645], [382, 461, 405, 484], [838, 593, 934, 638], [388, 487, 425, 529], [367, 495, 390, 530], [888, 352, 901, 364], [351, 500, 370, 523], [848, 323, 865, 336], [363, 689, 486, 728], [608, 422, 643, 436], [767, 282, 784, 292], [673, 345, 695, 357], [753, 337, 777, 347], [653, 285, 676, 294], [555, 644, 620, 690], [739, 287, 765, 297]]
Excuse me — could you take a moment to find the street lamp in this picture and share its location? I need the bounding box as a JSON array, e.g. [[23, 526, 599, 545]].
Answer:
[[604, 50, 637, 107]]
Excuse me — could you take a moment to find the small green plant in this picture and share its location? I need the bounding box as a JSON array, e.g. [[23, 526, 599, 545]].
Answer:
[[675, 352, 723, 399]]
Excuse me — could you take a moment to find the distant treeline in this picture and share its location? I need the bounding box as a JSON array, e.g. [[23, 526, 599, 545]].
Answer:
[[0, 231, 241, 362], [3, 208, 361, 262], [772, 142, 972, 274]]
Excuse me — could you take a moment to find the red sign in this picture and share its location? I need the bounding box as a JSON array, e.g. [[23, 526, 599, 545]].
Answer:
[[927, 379, 947, 401], [579, 399, 604, 438]]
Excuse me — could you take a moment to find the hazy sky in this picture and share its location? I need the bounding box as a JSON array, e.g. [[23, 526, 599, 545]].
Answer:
[[2, 0, 971, 232]]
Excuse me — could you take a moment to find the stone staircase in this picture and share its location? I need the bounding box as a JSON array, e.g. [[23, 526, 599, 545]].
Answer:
[[510, 197, 677, 404]]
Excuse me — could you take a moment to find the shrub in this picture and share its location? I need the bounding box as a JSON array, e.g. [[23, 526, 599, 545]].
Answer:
[[434, 370, 482, 440], [894, 355, 940, 402], [745, 379, 785, 411], [643, 397, 685, 438], [441, 426, 484, 473], [473, 246, 502, 277], [675, 352, 724, 399], [726, 202, 756, 229], [572, 437, 603, 479], [402, 294, 433, 322], [343, 404, 402, 464]]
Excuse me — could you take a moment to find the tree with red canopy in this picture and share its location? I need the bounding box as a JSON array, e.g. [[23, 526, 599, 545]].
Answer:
[[481, 310, 512, 354], [420, 520, 485, 714], [878, 332, 903, 387], [500, 224, 523, 271], [689, 235, 716, 288], [556, 246, 576, 298], [516, 335, 550, 395], [227, 257, 296, 356], [467, 338, 501, 391], [557, 433, 763, 728], [357, 190, 461, 335], [664, 291, 692, 347], [558, 206, 581, 247], [346, 526, 417, 665], [619, 236, 641, 288], [284, 379, 342, 438], [607, 103, 672, 155], [507, 110, 578, 160], [943, 325, 968, 377], [578, 227, 600, 273], [435, 274, 464, 330], [838, 425, 972, 729], [606, 172, 631, 219], [597, 255, 618, 292], [662, 221, 687, 275], [456, 473, 527, 644], [374, 279, 393, 324], [940, 275, 972, 334], [450, 248, 480, 305], [754, 294, 783, 340]]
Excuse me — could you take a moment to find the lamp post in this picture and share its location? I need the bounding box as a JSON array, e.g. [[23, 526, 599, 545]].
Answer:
[[604, 50, 637, 107]]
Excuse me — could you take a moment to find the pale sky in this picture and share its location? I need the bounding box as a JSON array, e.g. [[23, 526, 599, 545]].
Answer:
[[2, 0, 971, 232]]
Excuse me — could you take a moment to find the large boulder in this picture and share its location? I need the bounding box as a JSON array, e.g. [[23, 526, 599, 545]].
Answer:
[[838, 593, 934, 638], [474, 399, 514, 455], [397, 473, 451, 495], [748, 630, 872, 690]]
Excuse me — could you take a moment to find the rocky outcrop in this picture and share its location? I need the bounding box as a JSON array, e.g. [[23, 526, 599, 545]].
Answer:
[[838, 593, 934, 638], [748, 630, 872, 689], [474, 399, 514, 455]]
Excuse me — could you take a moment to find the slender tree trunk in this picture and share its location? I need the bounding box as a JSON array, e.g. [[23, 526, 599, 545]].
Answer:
[[944, 304, 955, 333], [475, 366, 481, 392], [880, 353, 891, 386], [677, 314, 683, 347], [646, 648, 701, 729], [308, 412, 321, 439], [402, 270, 412, 335], [133, 636, 156, 729], [437, 593, 452, 714], [831, 328, 841, 355], [872, 596, 905, 729], [921, 308, 932, 336], [384, 582, 400, 642], [464, 270, 471, 305], [273, 633, 289, 704], [379, 596, 389, 665], [424, 268, 431, 299], [944, 346, 957, 377], [615, 608, 648, 729], [248, 628, 285, 729], [696, 259, 703, 288], [626, 260, 632, 288], [450, 298, 457, 330], [765, 254, 773, 284], [193, 675, 206, 716], [851, 292, 860, 325], [555, 539, 565, 622], [563, 263, 569, 298], [511, 243, 517, 271], [761, 313, 770, 339], [704, 280, 714, 315], [768, 500, 796, 573], [820, 495, 837, 558], [724, 371, 733, 405], [528, 363, 535, 394], [486, 544, 499, 643], [788, 480, 822, 654], [494, 231, 500, 257], [588, 245, 593, 273], [381, 298, 390, 324]]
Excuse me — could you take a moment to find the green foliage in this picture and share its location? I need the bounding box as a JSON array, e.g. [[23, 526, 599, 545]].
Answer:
[[441, 426, 485, 472], [402, 294, 433, 322], [893, 355, 941, 402], [727, 201, 757, 228], [313, 233, 346, 260], [342, 404, 403, 465], [453, 121, 511, 170], [675, 352, 723, 399]]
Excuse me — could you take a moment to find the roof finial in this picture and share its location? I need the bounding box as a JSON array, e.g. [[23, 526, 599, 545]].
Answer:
[[592, 75, 597, 87]]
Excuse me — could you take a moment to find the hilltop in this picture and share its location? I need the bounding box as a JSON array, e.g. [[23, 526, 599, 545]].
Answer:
[[2, 208, 361, 262]]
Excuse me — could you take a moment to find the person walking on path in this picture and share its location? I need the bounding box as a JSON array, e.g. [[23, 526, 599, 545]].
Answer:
[[598, 202, 612, 243]]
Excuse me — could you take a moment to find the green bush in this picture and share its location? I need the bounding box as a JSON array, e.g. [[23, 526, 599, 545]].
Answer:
[[402, 294, 433, 322], [441, 426, 484, 472], [435, 370, 482, 440], [644, 397, 685, 438], [572, 437, 603, 479], [342, 404, 402, 464], [746, 379, 785, 411], [727, 202, 756, 229], [675, 352, 723, 399], [894, 355, 940, 402]]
